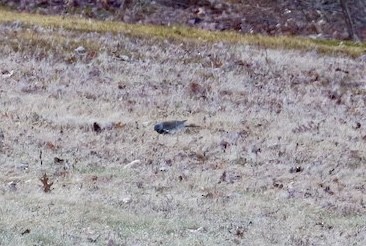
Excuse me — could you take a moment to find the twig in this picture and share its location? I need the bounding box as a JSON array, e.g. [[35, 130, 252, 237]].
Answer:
[[340, 0, 360, 41], [40, 150, 43, 166]]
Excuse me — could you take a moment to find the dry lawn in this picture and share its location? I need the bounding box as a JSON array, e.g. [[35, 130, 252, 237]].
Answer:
[[0, 14, 366, 246]]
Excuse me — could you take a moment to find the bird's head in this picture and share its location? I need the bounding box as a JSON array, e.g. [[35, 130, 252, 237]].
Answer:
[[154, 123, 167, 134]]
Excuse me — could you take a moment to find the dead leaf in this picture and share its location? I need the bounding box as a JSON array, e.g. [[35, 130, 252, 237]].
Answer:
[[1, 70, 14, 78], [54, 157, 65, 164], [113, 121, 125, 129], [21, 229, 30, 235], [93, 122, 102, 133]]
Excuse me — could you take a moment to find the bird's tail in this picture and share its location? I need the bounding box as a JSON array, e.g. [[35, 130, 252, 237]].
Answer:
[[185, 124, 200, 128]]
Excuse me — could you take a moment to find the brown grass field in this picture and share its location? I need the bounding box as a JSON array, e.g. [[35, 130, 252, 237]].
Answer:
[[0, 10, 365, 246]]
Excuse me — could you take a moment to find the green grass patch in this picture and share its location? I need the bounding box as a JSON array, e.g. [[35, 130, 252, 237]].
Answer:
[[0, 29, 99, 54], [0, 8, 365, 57]]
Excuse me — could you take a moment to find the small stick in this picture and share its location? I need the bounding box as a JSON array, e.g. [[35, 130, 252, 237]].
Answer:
[[40, 150, 43, 166]]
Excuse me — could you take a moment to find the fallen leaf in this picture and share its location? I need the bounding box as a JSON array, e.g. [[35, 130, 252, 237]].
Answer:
[[93, 122, 102, 133], [21, 229, 30, 235]]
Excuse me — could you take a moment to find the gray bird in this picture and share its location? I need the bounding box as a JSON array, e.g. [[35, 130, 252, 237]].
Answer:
[[154, 120, 198, 134]]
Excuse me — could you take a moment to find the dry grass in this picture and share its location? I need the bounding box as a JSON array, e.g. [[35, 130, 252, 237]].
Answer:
[[0, 10, 366, 246]]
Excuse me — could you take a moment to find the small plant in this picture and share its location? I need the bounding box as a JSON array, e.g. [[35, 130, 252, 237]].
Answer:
[[40, 173, 54, 193]]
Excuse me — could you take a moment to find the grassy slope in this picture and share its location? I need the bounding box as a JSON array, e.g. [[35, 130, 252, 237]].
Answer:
[[0, 9, 366, 246], [0, 8, 365, 57]]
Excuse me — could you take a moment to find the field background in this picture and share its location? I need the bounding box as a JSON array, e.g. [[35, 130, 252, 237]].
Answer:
[[0, 7, 366, 246]]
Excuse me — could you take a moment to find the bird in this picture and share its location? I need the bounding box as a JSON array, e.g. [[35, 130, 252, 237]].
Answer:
[[154, 120, 198, 134]]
